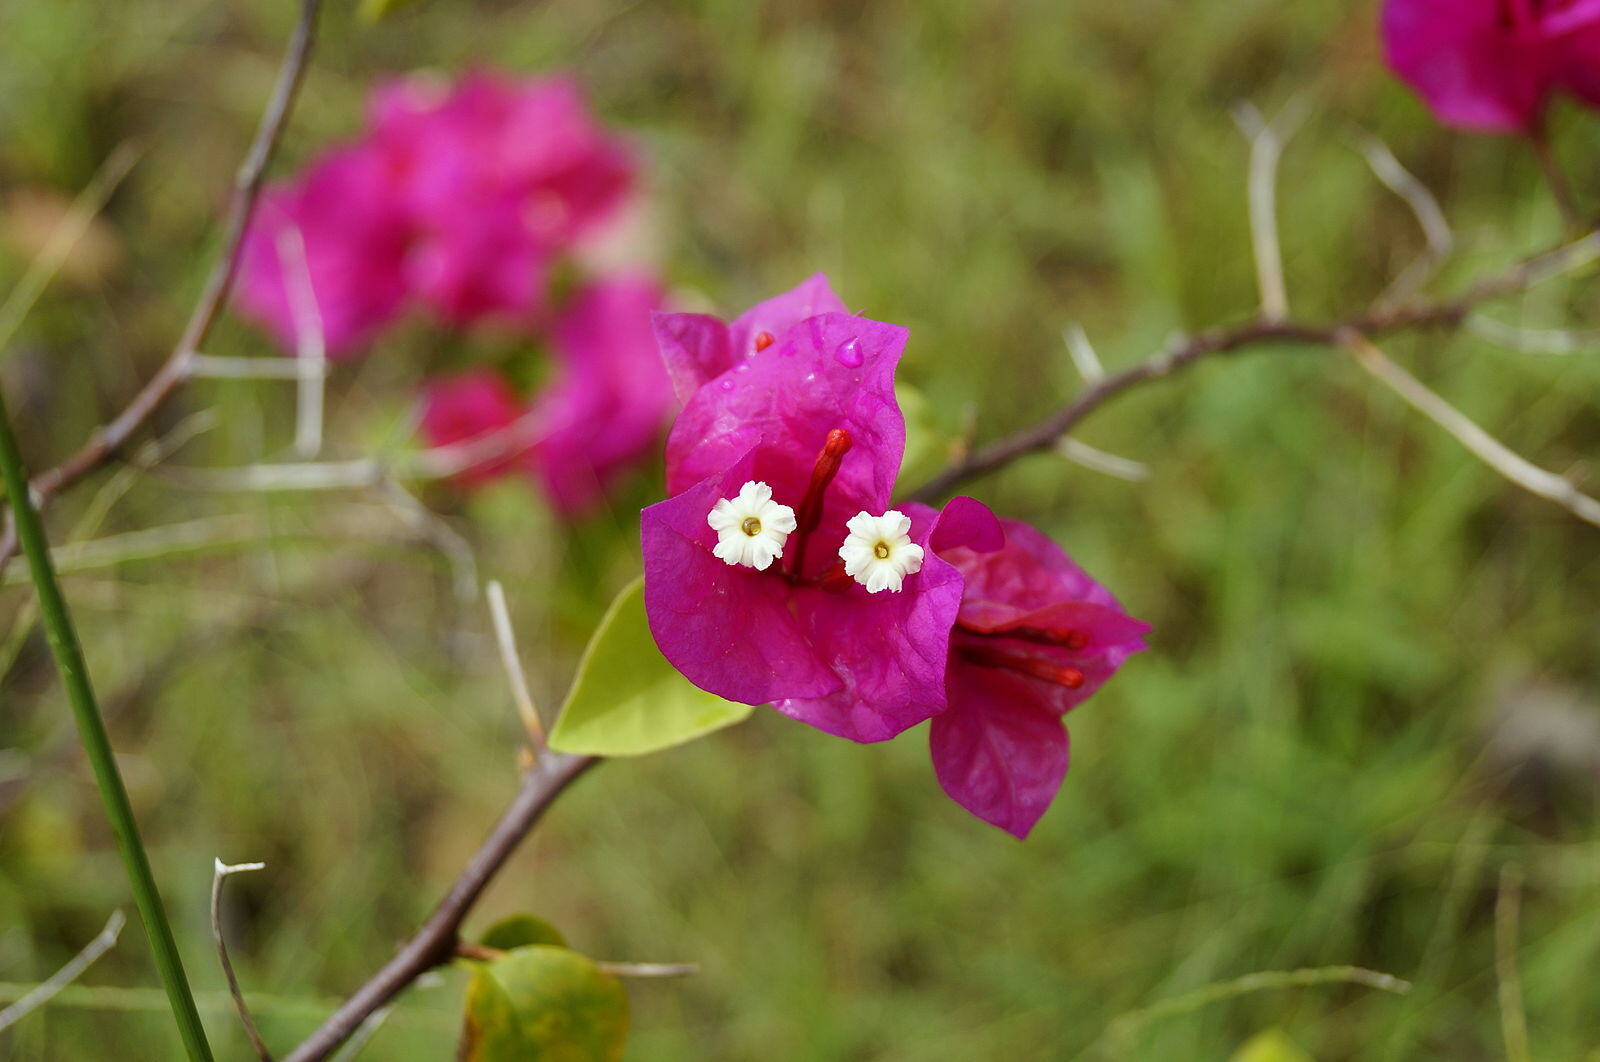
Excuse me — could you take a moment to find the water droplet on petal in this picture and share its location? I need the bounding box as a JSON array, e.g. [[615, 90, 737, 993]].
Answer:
[[834, 338, 863, 367], [718, 378, 736, 391]]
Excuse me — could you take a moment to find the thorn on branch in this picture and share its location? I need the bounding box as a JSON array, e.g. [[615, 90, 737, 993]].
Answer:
[[1342, 332, 1600, 530], [1233, 98, 1309, 323], [486, 580, 546, 752], [1354, 134, 1453, 306], [211, 858, 275, 1062]]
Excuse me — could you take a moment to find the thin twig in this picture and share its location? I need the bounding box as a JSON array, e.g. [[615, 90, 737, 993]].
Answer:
[[1495, 865, 1532, 1062], [1466, 314, 1600, 355], [377, 478, 479, 603], [1055, 438, 1150, 482], [1062, 324, 1105, 383], [908, 229, 1600, 503], [0, 910, 126, 1032], [486, 580, 546, 748], [1343, 333, 1600, 529], [190, 355, 325, 380], [280, 752, 599, 1062], [0, 0, 324, 576], [159, 406, 552, 494], [211, 859, 274, 1062], [278, 224, 328, 459], [1233, 99, 1308, 322], [594, 961, 700, 979], [1356, 135, 1453, 305]]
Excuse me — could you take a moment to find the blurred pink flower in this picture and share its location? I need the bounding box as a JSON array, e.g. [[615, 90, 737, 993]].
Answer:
[[527, 274, 670, 515], [911, 512, 1150, 838], [417, 275, 671, 511], [236, 146, 413, 357], [1382, 0, 1600, 133], [237, 71, 637, 352], [370, 72, 635, 325], [418, 370, 531, 489]]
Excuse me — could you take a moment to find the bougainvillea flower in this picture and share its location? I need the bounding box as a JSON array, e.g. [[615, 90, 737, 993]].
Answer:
[[643, 281, 994, 742], [526, 274, 671, 514], [236, 146, 413, 356], [908, 510, 1150, 838], [369, 72, 635, 326], [1382, 0, 1600, 133], [418, 370, 531, 489]]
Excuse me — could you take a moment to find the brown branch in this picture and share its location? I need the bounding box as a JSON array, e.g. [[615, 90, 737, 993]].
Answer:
[[0, 0, 324, 575], [280, 752, 598, 1062], [908, 231, 1600, 504]]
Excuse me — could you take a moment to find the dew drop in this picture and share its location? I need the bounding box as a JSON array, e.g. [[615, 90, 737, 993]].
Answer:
[[718, 378, 736, 391], [834, 338, 863, 367]]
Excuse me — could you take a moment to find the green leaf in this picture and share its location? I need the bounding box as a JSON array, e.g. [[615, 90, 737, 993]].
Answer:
[[480, 914, 567, 951], [548, 576, 754, 756], [459, 945, 628, 1062], [359, 0, 428, 22], [1228, 1029, 1315, 1062]]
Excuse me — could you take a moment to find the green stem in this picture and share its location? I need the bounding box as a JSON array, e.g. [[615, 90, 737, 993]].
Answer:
[[0, 391, 214, 1060]]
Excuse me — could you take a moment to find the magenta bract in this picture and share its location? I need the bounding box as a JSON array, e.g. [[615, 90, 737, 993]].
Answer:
[[237, 71, 636, 351], [1382, 0, 1600, 133], [915, 512, 1151, 838], [643, 277, 990, 742], [529, 274, 671, 515], [419, 275, 668, 514]]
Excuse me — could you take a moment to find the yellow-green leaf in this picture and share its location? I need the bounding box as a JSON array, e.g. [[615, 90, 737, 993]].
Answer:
[[1228, 1029, 1315, 1062], [459, 945, 628, 1062], [359, 0, 428, 22], [548, 576, 753, 756], [480, 914, 567, 951]]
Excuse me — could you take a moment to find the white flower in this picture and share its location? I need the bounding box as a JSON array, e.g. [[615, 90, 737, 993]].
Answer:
[[838, 510, 924, 593], [707, 481, 797, 571]]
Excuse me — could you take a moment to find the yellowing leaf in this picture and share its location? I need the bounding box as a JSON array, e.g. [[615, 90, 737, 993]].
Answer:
[[1228, 1029, 1315, 1062], [548, 576, 754, 756], [459, 945, 628, 1062], [359, 0, 428, 22]]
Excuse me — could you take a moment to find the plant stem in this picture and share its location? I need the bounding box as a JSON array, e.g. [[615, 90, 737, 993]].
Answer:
[[0, 390, 215, 1061]]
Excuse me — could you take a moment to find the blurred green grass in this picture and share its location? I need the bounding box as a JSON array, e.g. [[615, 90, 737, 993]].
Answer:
[[3, 1, 1600, 1059]]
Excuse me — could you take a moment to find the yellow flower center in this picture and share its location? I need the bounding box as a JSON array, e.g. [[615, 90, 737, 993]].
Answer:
[[741, 516, 762, 537]]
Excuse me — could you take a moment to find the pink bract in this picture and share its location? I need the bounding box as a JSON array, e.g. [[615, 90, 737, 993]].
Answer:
[[528, 274, 671, 515], [236, 146, 413, 357], [642, 277, 990, 742], [914, 511, 1151, 838], [370, 72, 635, 326], [418, 370, 530, 488], [1382, 0, 1600, 133]]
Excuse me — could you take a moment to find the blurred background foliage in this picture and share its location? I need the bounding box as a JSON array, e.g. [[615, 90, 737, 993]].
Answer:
[[2, 0, 1599, 1059]]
